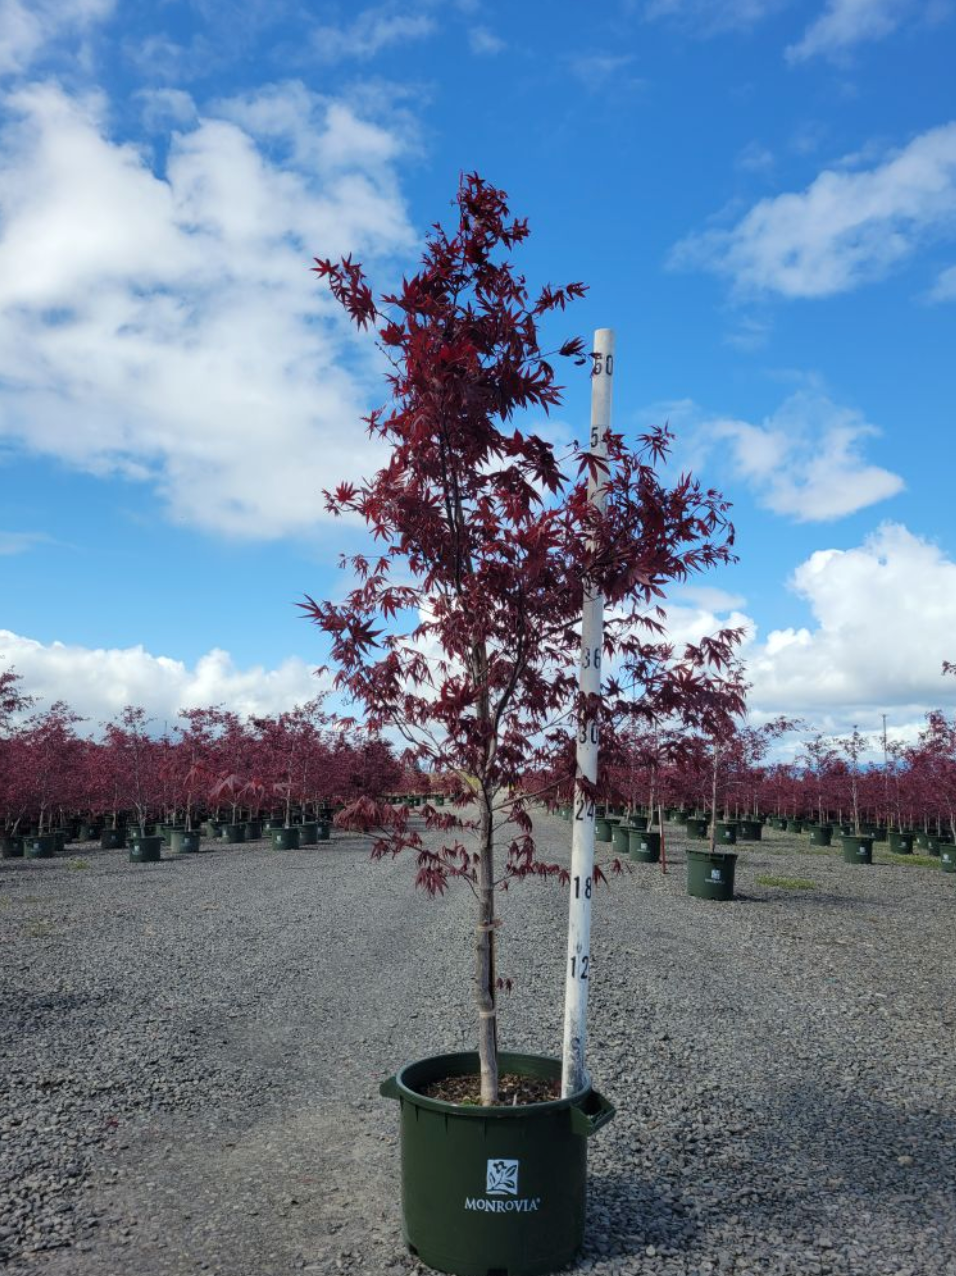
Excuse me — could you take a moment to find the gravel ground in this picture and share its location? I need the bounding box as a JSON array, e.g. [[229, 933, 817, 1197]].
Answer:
[[1, 813, 954, 1276]]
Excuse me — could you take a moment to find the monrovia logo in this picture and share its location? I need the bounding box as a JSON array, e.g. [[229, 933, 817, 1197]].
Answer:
[[464, 1158, 542, 1213], [487, 1158, 519, 1195]]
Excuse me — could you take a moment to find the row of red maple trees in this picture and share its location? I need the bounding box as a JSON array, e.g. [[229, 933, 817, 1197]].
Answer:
[[0, 671, 416, 834], [3, 666, 955, 837]]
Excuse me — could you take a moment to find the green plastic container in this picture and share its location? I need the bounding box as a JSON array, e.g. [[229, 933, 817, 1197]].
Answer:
[[611, 822, 630, 854], [940, 846, 956, 873], [130, 835, 162, 863], [687, 848, 737, 901], [628, 814, 649, 832], [170, 829, 201, 855], [316, 822, 331, 842], [594, 817, 613, 843], [219, 823, 246, 844], [715, 821, 738, 846], [924, 834, 943, 857], [379, 1051, 614, 1276], [25, 833, 56, 859], [684, 816, 708, 839], [807, 825, 832, 846], [786, 819, 804, 834], [1, 834, 23, 858], [629, 829, 660, 863], [888, 831, 913, 855], [841, 835, 873, 864], [298, 821, 319, 845], [272, 826, 300, 851], [100, 828, 125, 850], [244, 821, 262, 841], [737, 819, 762, 841]]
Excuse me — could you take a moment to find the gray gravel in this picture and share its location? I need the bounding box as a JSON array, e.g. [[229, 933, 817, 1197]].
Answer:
[[1, 815, 954, 1276]]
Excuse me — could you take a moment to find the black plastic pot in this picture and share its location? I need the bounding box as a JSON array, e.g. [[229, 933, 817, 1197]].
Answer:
[[272, 826, 300, 850], [379, 1051, 613, 1276], [298, 821, 319, 846], [316, 821, 331, 842], [100, 828, 125, 850], [737, 819, 763, 841], [687, 848, 737, 900]]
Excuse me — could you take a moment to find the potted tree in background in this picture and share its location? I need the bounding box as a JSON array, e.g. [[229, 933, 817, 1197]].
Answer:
[[0, 669, 33, 858], [838, 726, 874, 864], [305, 174, 742, 1276]]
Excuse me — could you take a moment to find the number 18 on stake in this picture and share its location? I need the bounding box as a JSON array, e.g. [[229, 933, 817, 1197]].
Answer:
[[561, 328, 614, 1098]]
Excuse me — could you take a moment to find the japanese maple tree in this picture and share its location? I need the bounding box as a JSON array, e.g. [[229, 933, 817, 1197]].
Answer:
[[304, 174, 742, 1103]]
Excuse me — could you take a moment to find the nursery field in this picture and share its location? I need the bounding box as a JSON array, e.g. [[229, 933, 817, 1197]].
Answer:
[[1, 811, 954, 1276]]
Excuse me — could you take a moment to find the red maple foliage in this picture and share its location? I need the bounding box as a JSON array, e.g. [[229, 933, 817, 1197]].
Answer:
[[304, 174, 744, 1102]]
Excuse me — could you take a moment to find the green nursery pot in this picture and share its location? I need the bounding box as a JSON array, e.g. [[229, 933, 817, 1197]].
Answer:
[[737, 819, 763, 841], [130, 835, 162, 863], [686, 848, 737, 901], [888, 831, 913, 855], [611, 822, 631, 854], [219, 823, 246, 844], [379, 1051, 614, 1276], [807, 825, 832, 846], [714, 821, 738, 846], [271, 826, 300, 851], [629, 829, 661, 863], [841, 835, 873, 864], [25, 833, 56, 859], [170, 829, 201, 855], [297, 821, 319, 845]]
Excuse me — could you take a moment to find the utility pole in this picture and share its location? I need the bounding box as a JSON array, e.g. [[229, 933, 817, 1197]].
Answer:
[[561, 328, 614, 1098]]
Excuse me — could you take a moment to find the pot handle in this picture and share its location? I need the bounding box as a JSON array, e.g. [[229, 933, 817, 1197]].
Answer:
[[570, 1090, 616, 1137], [379, 1075, 401, 1100]]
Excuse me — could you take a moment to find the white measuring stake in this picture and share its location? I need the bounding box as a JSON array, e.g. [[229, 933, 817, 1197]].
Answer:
[[561, 328, 614, 1098]]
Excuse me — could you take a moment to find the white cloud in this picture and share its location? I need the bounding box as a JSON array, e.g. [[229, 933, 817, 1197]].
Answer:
[[0, 628, 326, 730], [652, 525, 956, 738], [0, 79, 416, 539], [310, 5, 435, 62], [468, 26, 505, 54], [0, 530, 51, 554], [643, 0, 789, 32], [670, 122, 956, 298], [735, 141, 775, 174], [745, 523, 956, 720], [787, 0, 914, 62], [928, 262, 956, 301], [0, 0, 113, 76], [567, 53, 642, 90], [672, 390, 905, 521]]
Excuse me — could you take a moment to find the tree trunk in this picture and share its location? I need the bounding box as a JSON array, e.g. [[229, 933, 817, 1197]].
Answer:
[[476, 785, 498, 1105]]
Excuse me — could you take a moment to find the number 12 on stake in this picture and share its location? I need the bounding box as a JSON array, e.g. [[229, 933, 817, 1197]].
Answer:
[[570, 954, 590, 980]]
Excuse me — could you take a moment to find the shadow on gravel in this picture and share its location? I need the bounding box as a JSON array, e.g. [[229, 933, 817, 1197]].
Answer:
[[586, 1166, 700, 1258], [724, 1081, 956, 1231]]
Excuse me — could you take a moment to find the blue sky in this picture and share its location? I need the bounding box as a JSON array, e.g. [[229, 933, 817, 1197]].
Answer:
[[1, 0, 955, 750]]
